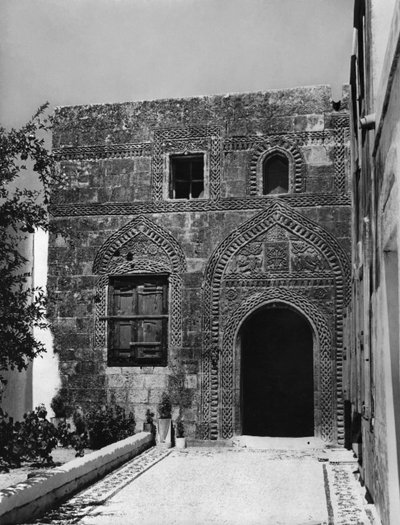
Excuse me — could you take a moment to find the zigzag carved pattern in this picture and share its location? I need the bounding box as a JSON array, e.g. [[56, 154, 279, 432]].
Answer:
[[53, 143, 152, 161], [50, 193, 351, 216], [151, 130, 164, 201], [221, 289, 334, 441], [333, 113, 350, 194], [223, 131, 334, 151], [53, 125, 348, 161]]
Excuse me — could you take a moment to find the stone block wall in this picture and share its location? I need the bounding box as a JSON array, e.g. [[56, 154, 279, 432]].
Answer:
[[49, 85, 351, 440]]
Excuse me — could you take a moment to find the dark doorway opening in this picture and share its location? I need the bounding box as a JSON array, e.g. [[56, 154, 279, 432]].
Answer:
[[241, 305, 314, 437]]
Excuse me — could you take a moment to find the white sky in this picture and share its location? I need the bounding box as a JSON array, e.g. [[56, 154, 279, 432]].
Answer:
[[0, 0, 354, 413], [0, 0, 354, 129]]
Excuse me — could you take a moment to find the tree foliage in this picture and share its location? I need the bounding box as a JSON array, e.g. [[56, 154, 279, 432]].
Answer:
[[0, 103, 58, 386]]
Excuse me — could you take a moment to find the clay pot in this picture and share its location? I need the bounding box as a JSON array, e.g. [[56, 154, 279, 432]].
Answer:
[[157, 418, 172, 448], [175, 437, 186, 449]]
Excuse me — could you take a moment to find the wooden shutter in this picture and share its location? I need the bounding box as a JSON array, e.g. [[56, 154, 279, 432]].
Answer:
[[110, 281, 135, 361], [134, 282, 164, 360], [108, 276, 168, 366]]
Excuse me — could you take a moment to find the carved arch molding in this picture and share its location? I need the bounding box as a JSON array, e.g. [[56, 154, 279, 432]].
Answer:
[[93, 215, 186, 355], [249, 137, 305, 195], [200, 200, 351, 443]]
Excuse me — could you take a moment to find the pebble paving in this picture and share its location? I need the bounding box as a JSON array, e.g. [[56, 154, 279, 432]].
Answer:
[[27, 447, 171, 524], [26, 446, 378, 525]]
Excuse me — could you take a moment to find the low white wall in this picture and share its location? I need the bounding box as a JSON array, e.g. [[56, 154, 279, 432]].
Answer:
[[0, 432, 153, 525]]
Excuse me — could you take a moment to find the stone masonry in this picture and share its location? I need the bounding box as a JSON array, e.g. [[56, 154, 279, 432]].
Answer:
[[49, 85, 351, 442]]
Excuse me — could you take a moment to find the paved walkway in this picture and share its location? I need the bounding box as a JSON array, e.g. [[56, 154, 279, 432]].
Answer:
[[29, 445, 379, 525]]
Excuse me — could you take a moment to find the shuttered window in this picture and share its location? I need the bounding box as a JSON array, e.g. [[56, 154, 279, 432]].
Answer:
[[106, 275, 168, 366]]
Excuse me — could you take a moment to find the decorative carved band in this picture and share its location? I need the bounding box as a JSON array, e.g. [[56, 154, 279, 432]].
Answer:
[[53, 123, 349, 162], [223, 276, 335, 288], [333, 114, 350, 194], [153, 126, 220, 140], [53, 143, 152, 161], [330, 113, 350, 130], [223, 130, 336, 151], [50, 193, 351, 217]]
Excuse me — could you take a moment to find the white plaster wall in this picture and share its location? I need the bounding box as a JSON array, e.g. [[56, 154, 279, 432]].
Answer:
[[371, 0, 397, 103], [32, 229, 61, 415], [374, 121, 400, 525]]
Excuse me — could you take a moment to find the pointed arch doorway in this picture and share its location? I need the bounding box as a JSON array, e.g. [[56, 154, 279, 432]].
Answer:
[[240, 304, 314, 437]]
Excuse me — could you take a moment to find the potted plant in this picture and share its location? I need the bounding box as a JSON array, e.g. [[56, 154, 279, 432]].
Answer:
[[175, 418, 186, 449], [157, 392, 172, 448], [143, 408, 155, 433]]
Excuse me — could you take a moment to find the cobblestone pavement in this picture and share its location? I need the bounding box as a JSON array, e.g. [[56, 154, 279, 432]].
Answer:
[[28, 446, 379, 525]]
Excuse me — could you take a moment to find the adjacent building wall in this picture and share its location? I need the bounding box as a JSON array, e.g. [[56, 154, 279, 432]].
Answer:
[[347, 1, 400, 523]]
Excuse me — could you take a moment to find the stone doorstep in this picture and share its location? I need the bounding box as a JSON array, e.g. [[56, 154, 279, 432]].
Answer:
[[327, 448, 358, 465], [0, 432, 153, 525], [187, 438, 233, 447], [232, 435, 326, 450], [187, 437, 360, 456]]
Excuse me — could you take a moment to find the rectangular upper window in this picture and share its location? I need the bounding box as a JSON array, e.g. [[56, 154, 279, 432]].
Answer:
[[107, 275, 168, 366], [170, 154, 204, 199]]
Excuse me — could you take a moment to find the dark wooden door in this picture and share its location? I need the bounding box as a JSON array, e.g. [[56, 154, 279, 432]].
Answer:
[[241, 306, 314, 437]]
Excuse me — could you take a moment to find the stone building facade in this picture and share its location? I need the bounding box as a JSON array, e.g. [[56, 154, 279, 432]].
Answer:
[[346, 0, 400, 523], [49, 85, 351, 443]]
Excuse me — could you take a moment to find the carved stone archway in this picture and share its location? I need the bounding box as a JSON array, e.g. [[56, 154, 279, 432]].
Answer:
[[200, 200, 350, 442], [221, 289, 333, 441], [93, 215, 186, 275], [249, 137, 305, 195]]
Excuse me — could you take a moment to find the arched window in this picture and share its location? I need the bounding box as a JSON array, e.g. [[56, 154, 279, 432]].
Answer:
[[263, 154, 289, 195]]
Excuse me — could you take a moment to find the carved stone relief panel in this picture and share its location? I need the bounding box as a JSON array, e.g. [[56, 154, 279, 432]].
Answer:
[[225, 242, 264, 275], [223, 224, 330, 279], [264, 243, 289, 272], [106, 232, 171, 274], [290, 241, 329, 273]]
